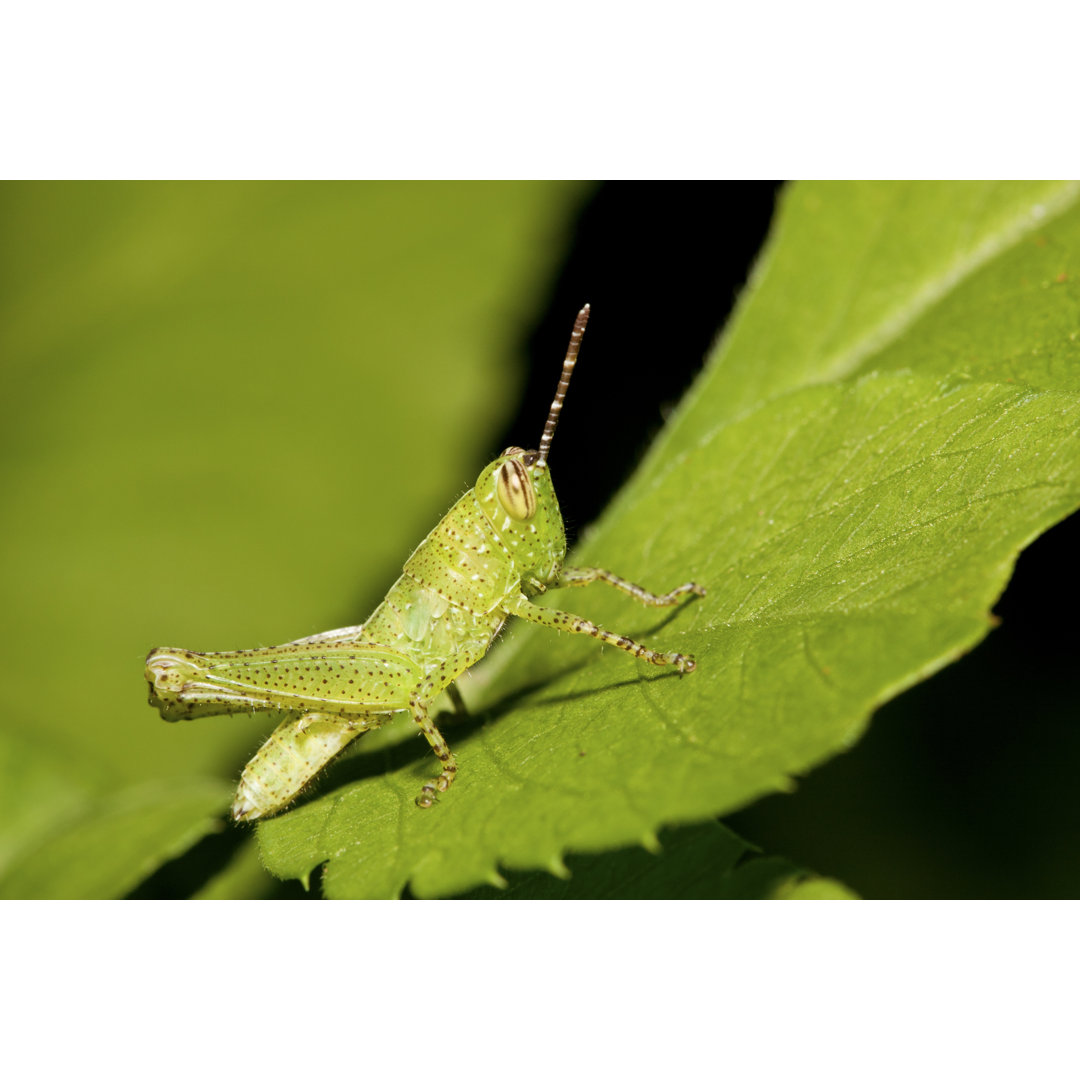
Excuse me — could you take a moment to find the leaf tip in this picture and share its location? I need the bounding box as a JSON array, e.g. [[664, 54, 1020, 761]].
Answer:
[[484, 867, 508, 890], [775, 775, 798, 796], [546, 853, 571, 880], [640, 830, 662, 855]]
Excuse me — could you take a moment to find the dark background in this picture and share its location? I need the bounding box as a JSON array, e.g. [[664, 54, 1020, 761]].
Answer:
[[500, 182, 1080, 899]]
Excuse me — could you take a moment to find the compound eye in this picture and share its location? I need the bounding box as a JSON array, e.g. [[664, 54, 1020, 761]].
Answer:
[[496, 459, 536, 521]]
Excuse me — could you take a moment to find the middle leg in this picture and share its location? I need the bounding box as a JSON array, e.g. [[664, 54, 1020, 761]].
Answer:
[[557, 566, 705, 607]]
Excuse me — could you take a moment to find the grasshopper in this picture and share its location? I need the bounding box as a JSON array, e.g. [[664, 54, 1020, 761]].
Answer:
[[145, 306, 704, 821]]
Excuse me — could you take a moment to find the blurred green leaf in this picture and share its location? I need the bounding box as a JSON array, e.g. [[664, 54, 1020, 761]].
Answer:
[[0, 727, 96, 879], [0, 182, 584, 881], [767, 871, 858, 900], [257, 181, 1080, 898], [0, 777, 232, 898], [192, 836, 282, 900]]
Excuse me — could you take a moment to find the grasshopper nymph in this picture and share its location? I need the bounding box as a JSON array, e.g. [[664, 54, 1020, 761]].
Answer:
[[146, 306, 704, 820]]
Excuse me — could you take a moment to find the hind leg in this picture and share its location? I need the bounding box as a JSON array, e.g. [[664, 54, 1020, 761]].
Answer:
[[232, 711, 383, 821]]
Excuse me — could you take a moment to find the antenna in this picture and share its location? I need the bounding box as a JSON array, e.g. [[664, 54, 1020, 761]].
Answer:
[[537, 304, 589, 465]]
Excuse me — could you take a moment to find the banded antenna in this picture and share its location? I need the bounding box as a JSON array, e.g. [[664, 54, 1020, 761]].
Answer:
[[537, 303, 590, 465]]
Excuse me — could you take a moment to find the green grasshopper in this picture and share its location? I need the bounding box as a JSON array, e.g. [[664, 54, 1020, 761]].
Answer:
[[145, 306, 704, 821]]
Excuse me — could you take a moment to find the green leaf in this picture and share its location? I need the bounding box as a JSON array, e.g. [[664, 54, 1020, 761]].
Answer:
[[0, 777, 232, 898], [258, 181, 1080, 898], [0, 727, 96, 880]]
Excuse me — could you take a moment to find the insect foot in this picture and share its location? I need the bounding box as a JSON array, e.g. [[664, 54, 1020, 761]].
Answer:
[[415, 769, 455, 810]]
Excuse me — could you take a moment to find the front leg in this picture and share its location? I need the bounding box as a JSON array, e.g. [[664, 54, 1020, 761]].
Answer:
[[557, 566, 705, 607], [410, 644, 491, 806], [411, 694, 458, 808], [506, 593, 697, 673]]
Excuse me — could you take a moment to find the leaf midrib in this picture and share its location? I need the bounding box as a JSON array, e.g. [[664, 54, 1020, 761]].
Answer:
[[641, 181, 1080, 478], [819, 181, 1080, 384]]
